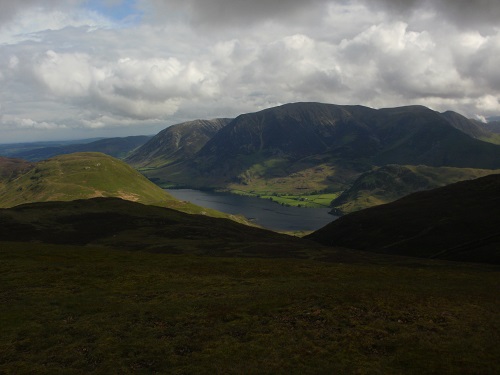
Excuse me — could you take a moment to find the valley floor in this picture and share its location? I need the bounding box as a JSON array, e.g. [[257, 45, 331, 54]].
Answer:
[[1, 242, 499, 374]]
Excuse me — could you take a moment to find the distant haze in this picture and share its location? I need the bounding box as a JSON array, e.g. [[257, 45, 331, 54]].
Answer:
[[0, 0, 499, 142]]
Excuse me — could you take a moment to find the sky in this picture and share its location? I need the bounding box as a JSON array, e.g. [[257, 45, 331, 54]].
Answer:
[[0, 0, 499, 143]]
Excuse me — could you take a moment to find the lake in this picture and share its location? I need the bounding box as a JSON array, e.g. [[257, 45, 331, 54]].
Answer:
[[166, 189, 337, 232]]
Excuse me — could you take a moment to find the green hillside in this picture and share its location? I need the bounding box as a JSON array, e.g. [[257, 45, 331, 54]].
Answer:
[[0, 152, 172, 207], [0, 153, 249, 223], [330, 165, 500, 215]]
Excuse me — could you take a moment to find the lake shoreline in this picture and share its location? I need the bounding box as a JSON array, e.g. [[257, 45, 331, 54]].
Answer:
[[166, 188, 337, 232]]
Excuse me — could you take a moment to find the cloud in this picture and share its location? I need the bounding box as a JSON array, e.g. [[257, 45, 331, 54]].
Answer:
[[1, 0, 500, 142], [0, 0, 81, 26], [364, 0, 500, 30], [141, 0, 330, 27], [29, 49, 221, 119], [142, 0, 500, 32]]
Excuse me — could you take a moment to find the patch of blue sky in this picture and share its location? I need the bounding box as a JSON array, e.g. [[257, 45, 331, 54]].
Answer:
[[84, 0, 142, 24]]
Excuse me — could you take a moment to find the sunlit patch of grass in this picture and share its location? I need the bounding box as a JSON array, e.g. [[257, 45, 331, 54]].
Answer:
[[260, 193, 340, 208], [228, 189, 340, 208]]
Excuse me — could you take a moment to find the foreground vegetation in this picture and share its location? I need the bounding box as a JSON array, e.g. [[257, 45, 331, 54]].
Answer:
[[1, 242, 498, 374]]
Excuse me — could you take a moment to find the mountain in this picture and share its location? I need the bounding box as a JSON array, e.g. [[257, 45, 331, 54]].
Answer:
[[198, 103, 377, 161], [7, 136, 151, 161], [307, 174, 500, 264], [126, 119, 231, 168], [483, 120, 500, 134], [330, 164, 500, 215], [439, 111, 491, 139], [143, 103, 500, 196], [192, 103, 500, 169], [0, 152, 249, 223], [369, 105, 500, 167]]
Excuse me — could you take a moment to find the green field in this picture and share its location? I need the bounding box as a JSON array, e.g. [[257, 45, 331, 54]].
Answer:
[[229, 189, 340, 208], [1, 242, 499, 374]]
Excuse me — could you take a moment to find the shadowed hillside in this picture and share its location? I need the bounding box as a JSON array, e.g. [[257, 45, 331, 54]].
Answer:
[[307, 174, 500, 264], [0, 157, 35, 182], [126, 118, 231, 168], [0, 197, 323, 258]]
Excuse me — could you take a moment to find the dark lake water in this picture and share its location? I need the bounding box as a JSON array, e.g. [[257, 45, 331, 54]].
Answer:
[[166, 189, 337, 232]]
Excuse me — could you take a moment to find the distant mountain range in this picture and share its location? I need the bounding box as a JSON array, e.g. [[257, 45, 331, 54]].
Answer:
[[0, 136, 151, 161], [307, 173, 500, 264], [127, 102, 500, 212]]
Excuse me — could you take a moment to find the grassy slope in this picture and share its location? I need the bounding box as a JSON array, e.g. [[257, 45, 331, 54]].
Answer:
[[308, 174, 500, 264], [0, 242, 498, 374], [0, 152, 173, 207], [0, 153, 249, 223], [331, 165, 500, 214]]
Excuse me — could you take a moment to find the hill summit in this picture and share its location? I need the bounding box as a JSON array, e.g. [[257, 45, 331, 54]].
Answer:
[[0, 152, 250, 223]]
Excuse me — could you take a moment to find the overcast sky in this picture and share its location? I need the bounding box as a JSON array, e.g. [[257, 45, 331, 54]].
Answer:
[[0, 0, 499, 142]]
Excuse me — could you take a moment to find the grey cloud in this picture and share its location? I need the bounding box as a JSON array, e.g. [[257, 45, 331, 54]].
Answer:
[[365, 0, 500, 29], [144, 0, 330, 27], [144, 0, 500, 30]]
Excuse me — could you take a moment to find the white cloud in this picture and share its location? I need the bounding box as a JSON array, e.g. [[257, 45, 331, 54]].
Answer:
[[0, 0, 500, 142], [1, 116, 64, 130]]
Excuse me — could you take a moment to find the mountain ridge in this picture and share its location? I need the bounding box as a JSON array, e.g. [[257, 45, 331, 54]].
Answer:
[[141, 103, 500, 199]]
